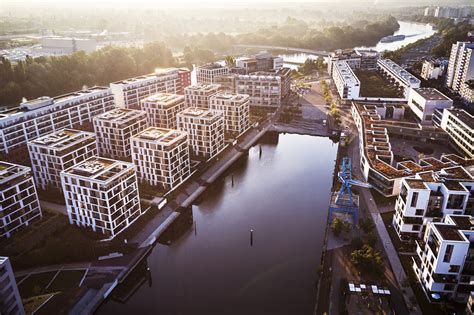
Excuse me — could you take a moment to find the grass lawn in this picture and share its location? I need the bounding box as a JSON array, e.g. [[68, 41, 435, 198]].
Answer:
[[18, 271, 57, 298], [45, 270, 86, 293], [354, 70, 404, 99]]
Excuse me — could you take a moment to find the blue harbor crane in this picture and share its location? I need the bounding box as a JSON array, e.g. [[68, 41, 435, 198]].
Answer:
[[328, 157, 371, 224]]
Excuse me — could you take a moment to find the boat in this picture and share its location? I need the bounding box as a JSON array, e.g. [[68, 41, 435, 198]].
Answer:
[[380, 34, 406, 43]]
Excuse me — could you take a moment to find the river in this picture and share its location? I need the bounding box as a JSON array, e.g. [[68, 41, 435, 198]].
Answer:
[[98, 133, 338, 315]]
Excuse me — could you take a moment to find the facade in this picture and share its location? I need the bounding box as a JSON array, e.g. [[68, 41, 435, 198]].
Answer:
[[327, 48, 380, 76], [140, 93, 185, 129], [184, 84, 220, 108], [93, 109, 148, 160], [196, 63, 229, 84], [27, 129, 97, 191], [460, 81, 474, 105], [333, 60, 361, 100], [393, 166, 474, 240], [131, 127, 190, 190], [0, 162, 42, 238], [407, 88, 453, 124], [446, 42, 474, 92], [413, 215, 474, 303], [41, 37, 96, 54], [421, 60, 445, 80], [351, 102, 473, 197], [236, 51, 283, 74], [435, 108, 474, 158], [60, 157, 142, 238], [210, 93, 250, 135], [0, 87, 114, 154], [177, 68, 192, 94], [110, 68, 181, 109], [0, 257, 25, 315], [177, 108, 225, 159]]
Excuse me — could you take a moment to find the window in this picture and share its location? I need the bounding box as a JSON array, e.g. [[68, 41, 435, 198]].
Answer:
[[449, 265, 460, 273], [415, 209, 424, 216], [443, 245, 454, 263], [410, 192, 419, 207]]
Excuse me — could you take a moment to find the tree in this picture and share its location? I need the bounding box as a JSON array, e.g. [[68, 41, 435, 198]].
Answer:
[[224, 55, 236, 67], [331, 218, 343, 236], [351, 245, 384, 273], [359, 218, 375, 234]]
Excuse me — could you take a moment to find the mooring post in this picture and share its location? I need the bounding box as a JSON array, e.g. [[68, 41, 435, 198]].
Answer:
[[250, 229, 254, 246]]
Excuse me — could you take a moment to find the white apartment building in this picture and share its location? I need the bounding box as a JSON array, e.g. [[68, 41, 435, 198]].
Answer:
[[235, 73, 282, 108], [421, 60, 445, 80], [327, 48, 380, 76], [413, 215, 474, 303], [0, 162, 42, 238], [93, 109, 148, 160], [393, 165, 474, 240], [110, 68, 181, 109], [446, 42, 474, 92], [196, 63, 229, 84], [0, 86, 114, 155], [435, 108, 474, 158], [333, 60, 361, 100], [27, 129, 97, 191], [140, 93, 185, 129], [210, 93, 250, 136], [460, 81, 474, 105], [177, 108, 225, 159], [60, 156, 142, 238], [407, 88, 453, 124], [184, 84, 220, 108], [0, 257, 25, 315], [377, 59, 421, 94], [131, 127, 190, 190]]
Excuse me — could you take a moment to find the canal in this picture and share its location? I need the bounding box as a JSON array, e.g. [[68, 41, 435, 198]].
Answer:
[[98, 133, 338, 314]]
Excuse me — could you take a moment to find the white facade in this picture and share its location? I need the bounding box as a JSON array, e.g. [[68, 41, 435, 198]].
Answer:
[[0, 257, 25, 315], [377, 59, 421, 93], [196, 63, 229, 84], [0, 162, 42, 238], [41, 37, 97, 54], [110, 68, 181, 109], [235, 73, 282, 108], [177, 108, 225, 159], [393, 166, 474, 240], [210, 93, 250, 136], [407, 88, 453, 124], [93, 109, 148, 160], [140, 93, 185, 129], [61, 157, 142, 238], [460, 82, 474, 105], [184, 84, 220, 108], [414, 215, 474, 303], [0, 86, 114, 154], [333, 60, 361, 100], [131, 127, 190, 190], [446, 42, 474, 92], [421, 60, 444, 80], [438, 108, 474, 158], [27, 129, 97, 191]]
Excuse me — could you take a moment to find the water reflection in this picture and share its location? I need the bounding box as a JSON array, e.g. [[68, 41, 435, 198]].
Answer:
[[99, 133, 338, 315]]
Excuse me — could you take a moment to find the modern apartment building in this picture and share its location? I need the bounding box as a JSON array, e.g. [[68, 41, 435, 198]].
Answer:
[[351, 102, 473, 197], [177, 108, 225, 159], [140, 93, 185, 129], [110, 68, 181, 109], [393, 165, 474, 240], [0, 162, 42, 238], [60, 156, 142, 238], [0, 86, 114, 155], [327, 48, 380, 76], [434, 108, 474, 158], [236, 51, 283, 74], [421, 59, 445, 80], [177, 68, 192, 94], [93, 109, 148, 160], [377, 59, 421, 95], [209, 93, 250, 136], [196, 63, 229, 84], [0, 257, 25, 315], [446, 42, 474, 92], [413, 215, 474, 303], [184, 84, 220, 108], [407, 88, 453, 124], [27, 129, 97, 191], [131, 127, 190, 190], [333, 60, 361, 100], [460, 81, 474, 105]]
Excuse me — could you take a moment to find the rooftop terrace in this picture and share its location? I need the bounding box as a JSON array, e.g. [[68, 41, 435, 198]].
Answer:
[[95, 109, 146, 124], [434, 224, 465, 242], [141, 93, 184, 107], [134, 127, 187, 146], [412, 88, 452, 101], [65, 156, 133, 182], [29, 129, 95, 149], [0, 161, 30, 183]]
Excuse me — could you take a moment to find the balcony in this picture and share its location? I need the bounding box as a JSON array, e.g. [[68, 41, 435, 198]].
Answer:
[[432, 273, 458, 284]]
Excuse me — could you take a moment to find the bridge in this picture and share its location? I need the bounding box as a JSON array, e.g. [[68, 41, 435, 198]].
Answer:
[[233, 44, 329, 57]]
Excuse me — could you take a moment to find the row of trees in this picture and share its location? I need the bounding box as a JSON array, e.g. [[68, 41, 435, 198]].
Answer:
[[0, 42, 176, 106], [320, 80, 341, 124]]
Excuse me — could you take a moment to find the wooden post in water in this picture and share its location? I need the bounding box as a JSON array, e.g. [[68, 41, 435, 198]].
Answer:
[[231, 174, 234, 187], [250, 229, 254, 246], [259, 145, 262, 159], [194, 220, 197, 236]]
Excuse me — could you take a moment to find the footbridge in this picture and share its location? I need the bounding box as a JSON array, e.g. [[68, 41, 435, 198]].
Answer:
[[233, 44, 329, 57]]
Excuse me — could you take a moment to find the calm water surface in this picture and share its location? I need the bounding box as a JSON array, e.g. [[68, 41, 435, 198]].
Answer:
[[99, 133, 338, 315]]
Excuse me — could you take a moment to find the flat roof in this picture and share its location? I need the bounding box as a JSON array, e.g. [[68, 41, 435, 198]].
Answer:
[[434, 224, 465, 241], [29, 129, 95, 150], [142, 93, 184, 106], [378, 59, 421, 86], [211, 93, 249, 102], [64, 156, 134, 182], [335, 60, 360, 86], [95, 108, 146, 124], [405, 179, 428, 189], [185, 84, 220, 93], [412, 88, 452, 101], [0, 161, 30, 183], [449, 215, 474, 231], [133, 127, 187, 145], [111, 68, 178, 85], [197, 63, 227, 70], [446, 108, 474, 129]]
